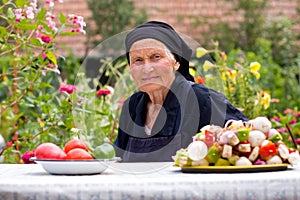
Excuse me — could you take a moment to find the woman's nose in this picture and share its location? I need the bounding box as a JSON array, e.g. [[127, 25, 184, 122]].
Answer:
[[142, 60, 154, 73]]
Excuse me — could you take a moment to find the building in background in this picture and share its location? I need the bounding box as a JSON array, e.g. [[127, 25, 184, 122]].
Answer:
[[55, 0, 299, 58]]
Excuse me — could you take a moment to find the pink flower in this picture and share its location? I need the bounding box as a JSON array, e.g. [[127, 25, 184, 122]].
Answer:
[[14, 8, 23, 22], [46, 0, 55, 7], [284, 108, 296, 115], [22, 150, 36, 164], [59, 84, 76, 94], [45, 12, 57, 31], [41, 35, 51, 43], [297, 112, 300, 117], [38, 25, 43, 31], [271, 116, 281, 122], [6, 141, 13, 147], [68, 14, 86, 35], [42, 52, 47, 59], [24, 6, 35, 19], [36, 31, 51, 43], [271, 98, 280, 103], [277, 128, 287, 134], [96, 89, 111, 97], [289, 118, 297, 124], [296, 138, 300, 144]]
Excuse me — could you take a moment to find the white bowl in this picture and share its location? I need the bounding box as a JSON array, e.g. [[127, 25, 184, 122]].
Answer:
[[31, 157, 121, 175]]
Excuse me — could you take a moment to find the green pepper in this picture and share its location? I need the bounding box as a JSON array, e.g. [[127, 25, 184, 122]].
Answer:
[[268, 133, 283, 143], [205, 146, 220, 164], [215, 158, 230, 166], [228, 155, 239, 165], [237, 128, 250, 142]]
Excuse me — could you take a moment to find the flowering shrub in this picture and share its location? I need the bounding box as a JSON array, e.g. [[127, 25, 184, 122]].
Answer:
[[193, 42, 272, 119], [271, 108, 300, 150], [0, 0, 86, 163], [70, 72, 120, 149], [59, 84, 76, 94]]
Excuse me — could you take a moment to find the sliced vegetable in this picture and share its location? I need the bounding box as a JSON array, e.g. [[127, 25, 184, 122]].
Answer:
[[215, 158, 230, 166], [259, 141, 277, 160], [205, 146, 220, 164], [237, 128, 250, 142]]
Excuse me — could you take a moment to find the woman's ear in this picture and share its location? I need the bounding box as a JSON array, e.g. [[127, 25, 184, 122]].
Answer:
[[173, 61, 180, 71]]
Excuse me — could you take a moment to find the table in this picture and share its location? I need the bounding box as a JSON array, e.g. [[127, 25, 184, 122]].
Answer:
[[1, 162, 300, 200]]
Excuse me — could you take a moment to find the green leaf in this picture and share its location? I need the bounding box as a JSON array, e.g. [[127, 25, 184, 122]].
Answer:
[[45, 50, 57, 65], [15, 22, 37, 30], [293, 122, 300, 129], [12, 112, 24, 121], [0, 27, 7, 37], [40, 22, 53, 33], [59, 13, 67, 24], [39, 82, 54, 89], [36, 8, 47, 21], [30, 38, 42, 46], [59, 32, 78, 36], [7, 7, 14, 19], [2, 0, 8, 3], [16, 0, 26, 8]]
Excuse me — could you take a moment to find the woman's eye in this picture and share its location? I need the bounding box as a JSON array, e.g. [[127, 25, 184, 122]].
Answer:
[[152, 54, 161, 60], [133, 58, 143, 63]]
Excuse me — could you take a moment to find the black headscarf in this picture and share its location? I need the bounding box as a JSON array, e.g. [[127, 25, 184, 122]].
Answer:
[[125, 21, 194, 82]]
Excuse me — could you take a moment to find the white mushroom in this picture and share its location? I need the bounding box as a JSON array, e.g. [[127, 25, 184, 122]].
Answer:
[[235, 156, 252, 166], [187, 141, 208, 161], [252, 116, 272, 133], [191, 159, 209, 166], [278, 144, 290, 160], [288, 151, 300, 165], [267, 155, 283, 165], [248, 130, 266, 147]]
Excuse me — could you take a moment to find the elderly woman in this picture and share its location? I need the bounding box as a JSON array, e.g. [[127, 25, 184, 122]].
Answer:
[[114, 21, 247, 162]]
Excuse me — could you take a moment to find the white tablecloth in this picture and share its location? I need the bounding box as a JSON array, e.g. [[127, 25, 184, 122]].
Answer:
[[1, 162, 300, 200]]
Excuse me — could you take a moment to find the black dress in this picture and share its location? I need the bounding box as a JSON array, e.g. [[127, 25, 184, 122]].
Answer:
[[114, 74, 248, 162]]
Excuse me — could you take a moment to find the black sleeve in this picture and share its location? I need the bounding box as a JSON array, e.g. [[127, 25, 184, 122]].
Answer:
[[113, 98, 131, 158]]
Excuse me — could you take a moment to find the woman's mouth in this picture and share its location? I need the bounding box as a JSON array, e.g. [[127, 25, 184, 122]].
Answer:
[[142, 76, 159, 81]]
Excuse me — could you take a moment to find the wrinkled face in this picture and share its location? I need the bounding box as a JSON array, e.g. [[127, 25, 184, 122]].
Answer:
[[129, 39, 180, 93]]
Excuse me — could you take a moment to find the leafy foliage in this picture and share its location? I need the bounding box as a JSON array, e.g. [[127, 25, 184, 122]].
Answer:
[[0, 0, 86, 163], [193, 42, 271, 119], [271, 108, 300, 150], [197, 0, 300, 114]]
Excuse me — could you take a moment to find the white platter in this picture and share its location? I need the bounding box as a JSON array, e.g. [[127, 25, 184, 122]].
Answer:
[[30, 157, 121, 175]]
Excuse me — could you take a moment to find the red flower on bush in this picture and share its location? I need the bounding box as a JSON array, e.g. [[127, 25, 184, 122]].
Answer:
[[59, 84, 76, 94], [41, 35, 51, 43], [22, 150, 36, 164], [96, 89, 111, 97], [194, 76, 205, 84]]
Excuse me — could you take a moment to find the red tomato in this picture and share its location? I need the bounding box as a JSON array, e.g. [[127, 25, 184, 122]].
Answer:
[[259, 142, 278, 160], [64, 139, 89, 153], [288, 148, 296, 153], [35, 143, 67, 160], [66, 148, 93, 160], [204, 130, 214, 148]]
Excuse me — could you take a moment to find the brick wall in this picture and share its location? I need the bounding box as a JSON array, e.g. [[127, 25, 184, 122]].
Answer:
[[55, 0, 299, 57]]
